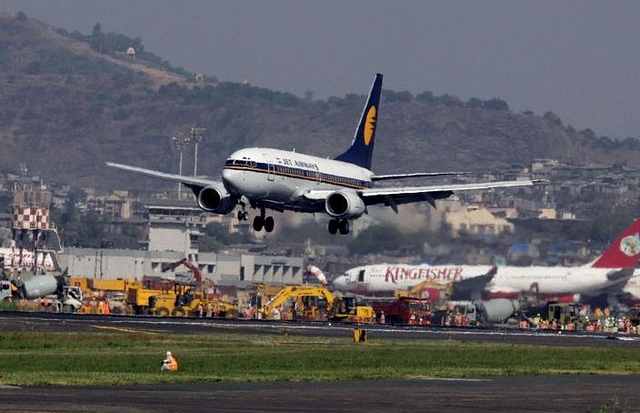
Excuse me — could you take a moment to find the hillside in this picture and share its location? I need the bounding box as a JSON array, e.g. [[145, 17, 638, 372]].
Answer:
[[1, 13, 640, 191]]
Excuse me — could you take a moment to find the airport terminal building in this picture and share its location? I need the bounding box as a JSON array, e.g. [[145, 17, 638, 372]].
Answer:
[[58, 201, 304, 287]]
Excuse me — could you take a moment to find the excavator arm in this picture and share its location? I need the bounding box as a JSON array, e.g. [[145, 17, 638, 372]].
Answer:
[[161, 258, 202, 284]]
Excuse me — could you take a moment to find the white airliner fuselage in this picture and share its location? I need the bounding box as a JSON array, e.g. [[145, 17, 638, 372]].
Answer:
[[221, 147, 373, 214], [333, 263, 633, 300]]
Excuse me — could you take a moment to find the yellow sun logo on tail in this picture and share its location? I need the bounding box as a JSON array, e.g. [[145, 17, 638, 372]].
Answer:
[[364, 106, 377, 146]]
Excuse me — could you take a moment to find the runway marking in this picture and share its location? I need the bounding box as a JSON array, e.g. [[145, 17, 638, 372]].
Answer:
[[90, 325, 160, 335], [417, 377, 492, 382]]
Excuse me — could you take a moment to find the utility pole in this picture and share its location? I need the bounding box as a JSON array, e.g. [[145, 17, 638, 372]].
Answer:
[[171, 134, 190, 199], [190, 126, 206, 176]]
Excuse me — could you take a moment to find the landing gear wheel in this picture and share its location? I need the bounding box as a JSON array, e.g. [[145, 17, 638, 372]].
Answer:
[[264, 216, 275, 232], [237, 210, 248, 221], [339, 219, 350, 235], [328, 219, 339, 234], [253, 216, 264, 231]]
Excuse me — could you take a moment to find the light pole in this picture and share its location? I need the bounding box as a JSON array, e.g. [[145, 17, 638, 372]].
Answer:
[[172, 134, 190, 199], [190, 126, 206, 176]]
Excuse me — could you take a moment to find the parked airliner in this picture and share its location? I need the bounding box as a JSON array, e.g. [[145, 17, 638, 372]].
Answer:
[[590, 217, 640, 304], [333, 220, 640, 302], [107, 73, 539, 235]]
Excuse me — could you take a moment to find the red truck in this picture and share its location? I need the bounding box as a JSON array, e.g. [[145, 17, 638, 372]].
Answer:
[[371, 297, 432, 325]]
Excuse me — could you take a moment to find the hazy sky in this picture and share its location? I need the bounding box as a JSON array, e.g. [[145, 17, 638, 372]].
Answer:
[[3, 1, 640, 139]]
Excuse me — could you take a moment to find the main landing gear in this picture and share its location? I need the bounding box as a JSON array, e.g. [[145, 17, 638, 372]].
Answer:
[[253, 214, 274, 233], [238, 207, 274, 233], [328, 218, 349, 235]]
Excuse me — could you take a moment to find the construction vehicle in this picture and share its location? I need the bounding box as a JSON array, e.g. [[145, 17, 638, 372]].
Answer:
[[371, 297, 432, 325], [628, 306, 640, 327], [148, 258, 237, 317], [261, 285, 374, 323], [126, 281, 173, 315], [525, 301, 587, 328], [149, 282, 238, 318], [0, 279, 17, 301], [161, 258, 202, 284], [1, 275, 84, 313], [394, 280, 453, 300], [245, 282, 285, 311], [431, 299, 521, 327]]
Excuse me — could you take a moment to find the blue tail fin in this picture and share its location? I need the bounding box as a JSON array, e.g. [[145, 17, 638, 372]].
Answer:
[[334, 73, 383, 169]]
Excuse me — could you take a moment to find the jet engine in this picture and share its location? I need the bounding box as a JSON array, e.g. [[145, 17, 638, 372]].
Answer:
[[325, 190, 365, 219], [196, 183, 236, 214]]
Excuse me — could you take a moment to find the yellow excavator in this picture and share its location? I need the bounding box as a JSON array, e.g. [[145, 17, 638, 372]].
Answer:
[[261, 285, 373, 323]]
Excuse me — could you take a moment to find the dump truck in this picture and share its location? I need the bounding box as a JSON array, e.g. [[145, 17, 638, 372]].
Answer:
[[371, 297, 432, 325], [126, 283, 173, 315]]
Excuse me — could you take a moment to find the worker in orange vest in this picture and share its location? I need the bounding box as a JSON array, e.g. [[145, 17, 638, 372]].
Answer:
[[161, 351, 179, 372]]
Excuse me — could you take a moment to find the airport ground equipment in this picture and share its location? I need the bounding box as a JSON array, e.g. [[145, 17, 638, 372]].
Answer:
[[394, 280, 452, 300], [629, 306, 640, 327], [261, 285, 374, 323], [431, 299, 520, 326], [525, 301, 587, 328], [161, 258, 202, 284], [126, 284, 173, 315], [1, 275, 84, 312], [149, 283, 238, 318], [371, 297, 432, 325]]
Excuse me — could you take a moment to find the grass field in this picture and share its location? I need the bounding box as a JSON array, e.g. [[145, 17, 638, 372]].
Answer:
[[1, 330, 640, 386]]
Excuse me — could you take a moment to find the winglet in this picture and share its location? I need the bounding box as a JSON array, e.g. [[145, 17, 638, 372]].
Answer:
[[334, 73, 383, 169], [591, 218, 640, 268]]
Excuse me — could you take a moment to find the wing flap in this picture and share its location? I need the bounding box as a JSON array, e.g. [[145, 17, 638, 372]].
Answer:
[[361, 180, 538, 207]]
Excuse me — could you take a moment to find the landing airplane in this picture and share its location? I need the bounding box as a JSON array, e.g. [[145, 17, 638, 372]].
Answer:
[[333, 221, 639, 302], [107, 73, 538, 235]]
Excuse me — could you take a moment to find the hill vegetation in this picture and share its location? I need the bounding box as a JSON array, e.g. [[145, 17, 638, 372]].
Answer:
[[1, 11, 640, 193]]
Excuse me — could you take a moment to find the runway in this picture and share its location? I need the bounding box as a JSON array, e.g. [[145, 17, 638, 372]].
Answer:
[[1, 311, 639, 412]]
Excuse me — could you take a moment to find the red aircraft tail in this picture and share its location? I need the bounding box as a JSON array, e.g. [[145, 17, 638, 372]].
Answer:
[[591, 218, 640, 268]]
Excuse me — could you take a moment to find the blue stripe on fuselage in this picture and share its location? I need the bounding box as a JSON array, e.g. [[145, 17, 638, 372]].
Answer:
[[223, 161, 371, 189]]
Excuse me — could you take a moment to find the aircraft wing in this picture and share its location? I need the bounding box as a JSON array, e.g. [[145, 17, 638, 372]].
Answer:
[[105, 162, 216, 189], [372, 172, 469, 181], [449, 267, 497, 300], [360, 179, 541, 209]]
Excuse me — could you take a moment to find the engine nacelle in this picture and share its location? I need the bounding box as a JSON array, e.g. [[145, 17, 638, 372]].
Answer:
[[325, 190, 365, 219], [197, 183, 236, 214]]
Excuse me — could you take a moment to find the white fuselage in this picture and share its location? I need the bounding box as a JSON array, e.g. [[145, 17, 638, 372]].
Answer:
[[221, 147, 373, 212], [333, 263, 629, 298]]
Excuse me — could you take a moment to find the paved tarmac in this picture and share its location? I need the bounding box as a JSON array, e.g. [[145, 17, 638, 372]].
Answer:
[[1, 312, 640, 412], [2, 376, 640, 412]]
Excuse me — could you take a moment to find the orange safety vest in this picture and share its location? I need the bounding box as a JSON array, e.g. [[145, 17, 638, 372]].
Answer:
[[166, 355, 179, 371]]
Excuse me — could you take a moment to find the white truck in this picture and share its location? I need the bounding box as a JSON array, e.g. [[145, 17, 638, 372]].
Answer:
[[1, 275, 83, 313]]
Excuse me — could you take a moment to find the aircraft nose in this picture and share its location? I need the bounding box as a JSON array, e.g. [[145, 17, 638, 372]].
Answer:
[[332, 276, 349, 289]]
